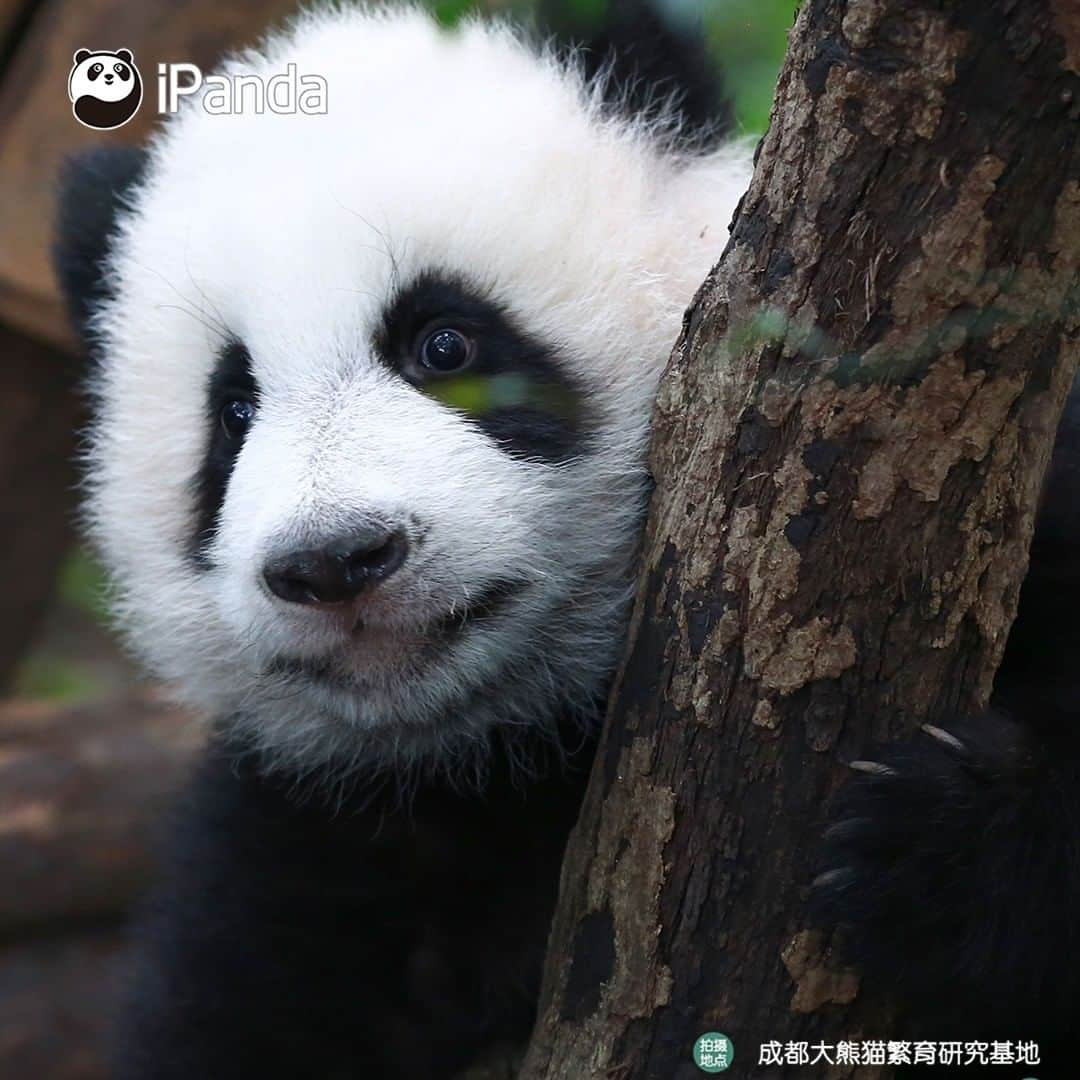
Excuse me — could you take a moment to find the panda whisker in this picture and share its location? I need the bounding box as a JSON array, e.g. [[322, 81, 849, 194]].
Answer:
[[128, 256, 233, 342]]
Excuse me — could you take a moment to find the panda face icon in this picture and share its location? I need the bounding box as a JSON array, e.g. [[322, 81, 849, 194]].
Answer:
[[68, 48, 143, 130]]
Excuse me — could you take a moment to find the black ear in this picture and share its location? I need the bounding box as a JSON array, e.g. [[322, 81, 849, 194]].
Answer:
[[548, 0, 733, 147], [115, 48, 133, 63], [53, 146, 148, 351], [74, 48, 92, 65]]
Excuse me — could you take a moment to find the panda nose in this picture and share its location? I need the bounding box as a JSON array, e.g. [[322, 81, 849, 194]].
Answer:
[[262, 528, 408, 606]]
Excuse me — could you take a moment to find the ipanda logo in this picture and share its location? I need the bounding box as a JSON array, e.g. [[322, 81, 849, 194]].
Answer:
[[68, 49, 327, 129], [158, 62, 328, 116], [68, 48, 143, 130]]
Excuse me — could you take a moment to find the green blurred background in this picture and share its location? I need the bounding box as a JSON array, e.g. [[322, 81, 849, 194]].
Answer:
[[17, 0, 794, 701]]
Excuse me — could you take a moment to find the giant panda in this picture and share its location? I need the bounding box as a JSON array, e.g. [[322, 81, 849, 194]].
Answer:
[[55, 4, 750, 1076], [52, 2, 1080, 1077]]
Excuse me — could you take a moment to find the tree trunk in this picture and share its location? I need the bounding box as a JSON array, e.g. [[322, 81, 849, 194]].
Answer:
[[520, 2, 1080, 1078]]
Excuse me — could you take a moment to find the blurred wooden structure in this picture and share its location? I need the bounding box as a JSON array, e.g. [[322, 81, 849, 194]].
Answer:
[[0, 0, 302, 682], [0, 694, 198, 1079], [0, 1, 303, 1075]]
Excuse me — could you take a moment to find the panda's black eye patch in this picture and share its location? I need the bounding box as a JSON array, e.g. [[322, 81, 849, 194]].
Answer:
[[114, 63, 129, 78], [375, 271, 589, 464], [89, 63, 103, 79], [191, 342, 258, 567]]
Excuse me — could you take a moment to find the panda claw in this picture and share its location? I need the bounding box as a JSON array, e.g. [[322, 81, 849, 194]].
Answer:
[[920, 723, 966, 753], [812, 867, 856, 890], [848, 759, 897, 777], [823, 816, 872, 842]]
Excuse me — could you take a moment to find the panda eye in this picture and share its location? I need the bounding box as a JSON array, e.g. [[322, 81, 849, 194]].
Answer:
[[220, 399, 256, 439], [419, 328, 474, 373], [114, 63, 127, 76], [90, 63, 102, 76]]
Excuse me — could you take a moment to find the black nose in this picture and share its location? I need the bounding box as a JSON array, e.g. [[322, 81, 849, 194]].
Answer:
[[263, 528, 408, 606]]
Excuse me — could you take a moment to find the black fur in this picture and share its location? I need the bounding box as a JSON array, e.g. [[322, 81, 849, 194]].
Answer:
[[191, 342, 259, 566], [558, 0, 733, 148], [375, 271, 590, 463], [53, 146, 148, 351], [115, 726, 595, 1080], [813, 380, 1080, 1076]]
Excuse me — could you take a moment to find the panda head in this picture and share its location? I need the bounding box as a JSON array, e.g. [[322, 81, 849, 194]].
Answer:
[[68, 48, 143, 130], [54, 7, 751, 780]]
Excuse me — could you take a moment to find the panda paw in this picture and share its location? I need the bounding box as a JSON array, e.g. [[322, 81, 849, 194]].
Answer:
[[810, 711, 1080, 1032]]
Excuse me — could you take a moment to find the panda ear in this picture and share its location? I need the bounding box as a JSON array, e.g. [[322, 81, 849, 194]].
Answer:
[[115, 49, 133, 64], [74, 49, 92, 65], [53, 146, 148, 352], [558, 0, 733, 148]]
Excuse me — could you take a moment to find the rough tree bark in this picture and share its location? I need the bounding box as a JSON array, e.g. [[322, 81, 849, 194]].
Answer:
[[520, 2, 1080, 1078]]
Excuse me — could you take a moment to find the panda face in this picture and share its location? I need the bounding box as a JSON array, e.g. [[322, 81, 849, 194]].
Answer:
[[81, 9, 751, 776], [74, 57, 132, 100], [68, 49, 142, 129]]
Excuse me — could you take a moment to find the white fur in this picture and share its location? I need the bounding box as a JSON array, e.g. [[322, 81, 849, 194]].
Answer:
[[85, 4, 751, 779]]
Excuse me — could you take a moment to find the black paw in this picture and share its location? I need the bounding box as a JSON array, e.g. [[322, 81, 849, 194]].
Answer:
[[811, 710, 1080, 1035]]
